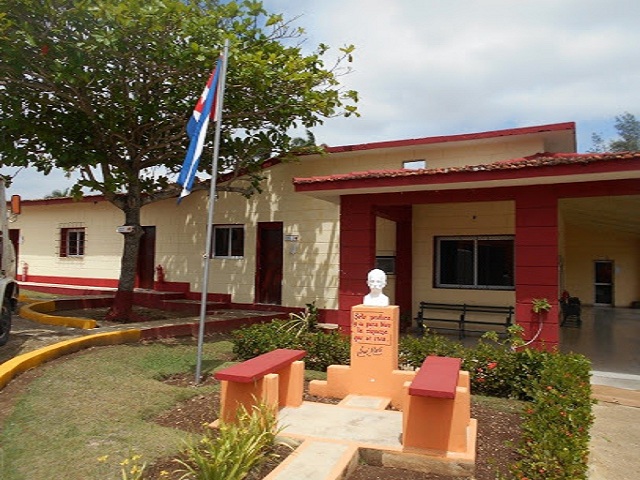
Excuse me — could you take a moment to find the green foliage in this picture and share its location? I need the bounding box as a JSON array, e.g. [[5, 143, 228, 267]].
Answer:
[[0, 0, 358, 200], [0, 0, 359, 309], [400, 328, 551, 401], [232, 320, 300, 358], [278, 301, 319, 337], [231, 319, 350, 371], [399, 330, 466, 367], [465, 335, 547, 400], [299, 330, 350, 371], [590, 111, 640, 152], [531, 298, 551, 313], [0, 341, 226, 479], [176, 402, 283, 480], [510, 353, 594, 480]]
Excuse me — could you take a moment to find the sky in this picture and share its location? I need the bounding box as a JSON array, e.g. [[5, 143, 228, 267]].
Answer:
[[4, 0, 640, 199]]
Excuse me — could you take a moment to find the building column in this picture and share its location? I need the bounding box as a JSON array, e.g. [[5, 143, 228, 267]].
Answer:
[[515, 189, 560, 349], [338, 196, 376, 331], [393, 208, 413, 317]]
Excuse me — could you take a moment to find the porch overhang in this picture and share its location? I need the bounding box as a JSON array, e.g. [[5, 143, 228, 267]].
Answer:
[[293, 152, 640, 201]]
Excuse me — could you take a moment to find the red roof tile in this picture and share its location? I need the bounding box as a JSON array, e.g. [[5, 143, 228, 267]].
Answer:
[[293, 151, 640, 186]]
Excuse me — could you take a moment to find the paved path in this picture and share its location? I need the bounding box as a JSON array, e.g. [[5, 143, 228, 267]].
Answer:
[[589, 382, 640, 480]]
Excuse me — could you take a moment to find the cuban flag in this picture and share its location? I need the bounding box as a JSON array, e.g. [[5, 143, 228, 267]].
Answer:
[[177, 60, 222, 200]]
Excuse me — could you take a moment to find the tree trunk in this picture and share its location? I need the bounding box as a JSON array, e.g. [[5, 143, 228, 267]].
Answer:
[[106, 190, 144, 323]]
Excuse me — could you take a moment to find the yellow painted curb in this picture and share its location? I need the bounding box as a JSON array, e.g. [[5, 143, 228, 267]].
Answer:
[[19, 301, 97, 329], [18, 294, 44, 304], [0, 329, 141, 391]]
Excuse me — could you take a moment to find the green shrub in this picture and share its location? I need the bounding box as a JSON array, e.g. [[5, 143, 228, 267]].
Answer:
[[510, 352, 594, 480], [231, 321, 350, 371], [300, 331, 350, 371], [231, 320, 300, 360], [399, 330, 466, 368], [462, 331, 548, 401]]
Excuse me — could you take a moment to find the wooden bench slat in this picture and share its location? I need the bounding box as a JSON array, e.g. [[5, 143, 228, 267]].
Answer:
[[409, 356, 462, 399], [214, 349, 306, 383]]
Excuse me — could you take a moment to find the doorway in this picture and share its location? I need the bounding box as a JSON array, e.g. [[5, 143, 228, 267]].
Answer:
[[9, 229, 19, 276], [594, 260, 614, 306], [136, 226, 156, 289], [255, 222, 283, 305]]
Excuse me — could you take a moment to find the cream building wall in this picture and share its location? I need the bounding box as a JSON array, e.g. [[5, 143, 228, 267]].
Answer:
[[563, 224, 640, 307], [13, 200, 124, 281], [305, 136, 547, 175], [412, 201, 516, 310], [140, 159, 343, 310]]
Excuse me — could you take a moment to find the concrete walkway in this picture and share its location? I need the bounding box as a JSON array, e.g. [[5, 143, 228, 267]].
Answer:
[[267, 395, 473, 480], [589, 374, 640, 480]]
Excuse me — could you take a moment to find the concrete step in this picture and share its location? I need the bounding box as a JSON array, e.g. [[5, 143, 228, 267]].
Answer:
[[162, 299, 229, 314], [264, 440, 359, 480]]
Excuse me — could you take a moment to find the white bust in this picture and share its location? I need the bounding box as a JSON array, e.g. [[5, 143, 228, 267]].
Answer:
[[363, 268, 389, 306]]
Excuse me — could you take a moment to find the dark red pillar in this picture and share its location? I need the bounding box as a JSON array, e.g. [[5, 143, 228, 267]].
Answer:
[[338, 197, 376, 330], [515, 189, 559, 349], [393, 208, 413, 316]]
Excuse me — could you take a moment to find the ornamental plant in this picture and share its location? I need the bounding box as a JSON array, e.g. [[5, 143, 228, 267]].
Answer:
[[176, 402, 284, 480]]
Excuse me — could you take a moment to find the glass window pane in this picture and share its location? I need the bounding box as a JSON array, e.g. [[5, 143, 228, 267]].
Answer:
[[214, 228, 230, 257], [230, 228, 244, 257], [439, 240, 474, 285], [67, 229, 85, 256], [477, 239, 513, 287]]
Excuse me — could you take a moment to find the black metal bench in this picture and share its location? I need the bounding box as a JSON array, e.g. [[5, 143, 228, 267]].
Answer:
[[415, 302, 514, 339]]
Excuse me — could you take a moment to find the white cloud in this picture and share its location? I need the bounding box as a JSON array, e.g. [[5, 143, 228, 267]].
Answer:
[[267, 0, 640, 150]]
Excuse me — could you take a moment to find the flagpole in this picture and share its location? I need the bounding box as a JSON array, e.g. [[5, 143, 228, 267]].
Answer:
[[195, 39, 229, 384]]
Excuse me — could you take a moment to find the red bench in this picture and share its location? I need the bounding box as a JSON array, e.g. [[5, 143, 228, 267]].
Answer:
[[408, 356, 462, 399], [402, 355, 474, 454], [214, 349, 306, 424]]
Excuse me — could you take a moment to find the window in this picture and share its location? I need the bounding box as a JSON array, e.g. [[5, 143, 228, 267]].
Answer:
[[213, 225, 244, 258], [375, 255, 396, 275], [435, 236, 514, 289], [402, 159, 426, 170], [60, 227, 86, 257]]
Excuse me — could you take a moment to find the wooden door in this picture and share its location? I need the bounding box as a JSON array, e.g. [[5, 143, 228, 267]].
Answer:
[[136, 226, 156, 289], [255, 222, 283, 305], [594, 260, 614, 306]]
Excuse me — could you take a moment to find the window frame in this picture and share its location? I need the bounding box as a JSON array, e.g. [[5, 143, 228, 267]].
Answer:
[[434, 235, 514, 290], [60, 227, 86, 257], [212, 224, 245, 259]]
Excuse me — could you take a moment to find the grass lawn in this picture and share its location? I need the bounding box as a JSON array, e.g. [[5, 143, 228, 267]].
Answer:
[[0, 337, 236, 480]]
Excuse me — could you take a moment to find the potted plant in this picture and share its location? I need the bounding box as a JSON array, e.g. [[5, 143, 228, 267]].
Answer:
[[531, 298, 551, 314]]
